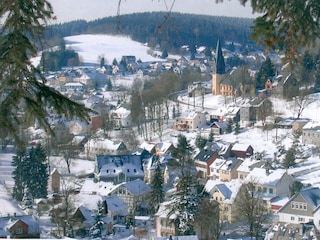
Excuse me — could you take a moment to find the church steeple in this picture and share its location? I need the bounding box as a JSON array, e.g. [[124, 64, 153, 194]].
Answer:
[[215, 39, 225, 74], [212, 39, 226, 95]]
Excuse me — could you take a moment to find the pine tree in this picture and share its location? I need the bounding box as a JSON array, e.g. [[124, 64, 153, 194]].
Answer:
[[255, 57, 275, 89], [0, 0, 90, 149], [12, 150, 27, 201], [12, 144, 48, 201], [89, 201, 105, 238], [283, 147, 296, 169], [21, 188, 33, 209], [149, 155, 165, 214], [170, 134, 203, 235], [234, 120, 240, 135], [226, 119, 233, 133], [195, 133, 207, 149], [208, 130, 214, 142]]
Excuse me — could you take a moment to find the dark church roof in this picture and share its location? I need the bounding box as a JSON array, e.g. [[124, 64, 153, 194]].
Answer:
[[215, 39, 225, 74]]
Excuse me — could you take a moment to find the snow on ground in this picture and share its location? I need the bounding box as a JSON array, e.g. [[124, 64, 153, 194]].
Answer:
[[49, 155, 95, 177], [64, 34, 163, 64]]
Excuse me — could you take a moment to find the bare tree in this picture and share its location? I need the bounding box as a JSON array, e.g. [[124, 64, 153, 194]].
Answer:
[[50, 178, 76, 238], [194, 198, 221, 240], [234, 179, 270, 239], [293, 90, 314, 119]]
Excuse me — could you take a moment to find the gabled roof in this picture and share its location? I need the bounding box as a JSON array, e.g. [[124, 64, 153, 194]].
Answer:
[[194, 148, 217, 163], [99, 163, 144, 178], [121, 179, 151, 196], [279, 187, 320, 213], [231, 143, 252, 152], [215, 39, 225, 74], [213, 184, 232, 199], [244, 168, 289, 187], [205, 179, 242, 204]]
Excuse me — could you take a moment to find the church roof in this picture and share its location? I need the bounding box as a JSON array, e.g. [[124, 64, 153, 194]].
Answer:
[[215, 39, 225, 74]]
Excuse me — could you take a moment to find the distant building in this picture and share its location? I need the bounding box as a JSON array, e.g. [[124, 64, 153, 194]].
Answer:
[[212, 39, 226, 95], [174, 110, 206, 131], [109, 179, 151, 215], [302, 121, 320, 147]]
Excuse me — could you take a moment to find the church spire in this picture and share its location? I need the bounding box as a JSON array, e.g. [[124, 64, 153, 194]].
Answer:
[[215, 39, 225, 74]]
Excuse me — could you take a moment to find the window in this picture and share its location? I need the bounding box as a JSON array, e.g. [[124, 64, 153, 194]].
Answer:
[[269, 188, 273, 194], [263, 187, 267, 193], [291, 216, 295, 221], [15, 228, 23, 234], [298, 217, 305, 222]]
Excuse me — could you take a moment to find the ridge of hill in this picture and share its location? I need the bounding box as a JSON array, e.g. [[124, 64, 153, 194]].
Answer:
[[44, 12, 256, 53]]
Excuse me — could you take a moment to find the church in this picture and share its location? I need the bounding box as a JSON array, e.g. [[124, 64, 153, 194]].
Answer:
[[212, 40, 255, 97]]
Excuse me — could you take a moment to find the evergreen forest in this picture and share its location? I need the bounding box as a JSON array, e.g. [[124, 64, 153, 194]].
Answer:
[[43, 12, 256, 54]]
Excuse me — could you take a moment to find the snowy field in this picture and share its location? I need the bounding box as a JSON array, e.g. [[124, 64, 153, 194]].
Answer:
[[64, 34, 164, 65]]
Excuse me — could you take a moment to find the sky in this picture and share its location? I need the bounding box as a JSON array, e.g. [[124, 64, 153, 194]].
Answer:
[[49, 0, 258, 24]]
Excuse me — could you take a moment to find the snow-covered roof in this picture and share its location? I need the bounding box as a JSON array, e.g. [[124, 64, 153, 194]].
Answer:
[[121, 179, 151, 196], [85, 138, 125, 150], [205, 179, 242, 204], [80, 179, 115, 196], [178, 109, 203, 119], [99, 163, 144, 178], [231, 143, 252, 151], [244, 168, 287, 187], [303, 121, 320, 131]]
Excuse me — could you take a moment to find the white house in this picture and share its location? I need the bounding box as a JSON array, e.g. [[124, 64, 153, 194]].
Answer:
[[302, 121, 320, 147], [174, 110, 206, 131]]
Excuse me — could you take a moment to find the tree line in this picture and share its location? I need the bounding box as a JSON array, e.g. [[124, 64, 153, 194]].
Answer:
[[43, 12, 255, 54]]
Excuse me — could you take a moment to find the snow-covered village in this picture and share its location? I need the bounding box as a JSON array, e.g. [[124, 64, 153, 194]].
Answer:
[[1, 2, 320, 240]]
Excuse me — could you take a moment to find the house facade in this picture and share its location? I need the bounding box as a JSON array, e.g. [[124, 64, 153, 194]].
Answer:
[[0, 215, 40, 239], [278, 187, 320, 224], [302, 121, 320, 147], [174, 110, 206, 131], [84, 139, 128, 158], [194, 148, 219, 179], [109, 179, 151, 215], [205, 179, 242, 223], [95, 154, 144, 183], [231, 143, 253, 158]]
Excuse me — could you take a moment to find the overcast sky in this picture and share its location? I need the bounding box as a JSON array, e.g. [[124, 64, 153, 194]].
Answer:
[[49, 0, 258, 24]]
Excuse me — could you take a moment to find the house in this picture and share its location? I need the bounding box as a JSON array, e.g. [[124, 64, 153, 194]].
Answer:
[[302, 121, 320, 147], [75, 69, 110, 89], [0, 215, 40, 238], [205, 179, 242, 223], [272, 73, 299, 99], [278, 187, 320, 224], [71, 194, 113, 237], [111, 106, 132, 129], [236, 156, 265, 182], [209, 157, 242, 181], [244, 168, 295, 199], [95, 154, 144, 183], [210, 121, 228, 135], [154, 201, 176, 237], [60, 81, 86, 94], [194, 148, 219, 179], [174, 110, 206, 131], [239, 97, 273, 127], [84, 138, 128, 158], [219, 158, 243, 182], [143, 154, 170, 184], [109, 179, 151, 215], [231, 143, 253, 158]]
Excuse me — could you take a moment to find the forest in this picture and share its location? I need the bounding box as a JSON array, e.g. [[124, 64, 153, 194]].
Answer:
[[43, 12, 256, 54]]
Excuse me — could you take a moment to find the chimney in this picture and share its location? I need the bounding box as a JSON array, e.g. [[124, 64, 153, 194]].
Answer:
[[266, 167, 270, 176]]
